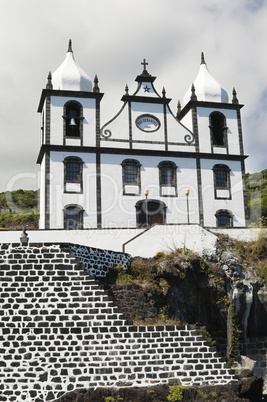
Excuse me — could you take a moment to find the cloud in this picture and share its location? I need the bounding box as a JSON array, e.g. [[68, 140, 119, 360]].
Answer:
[[0, 0, 266, 192]]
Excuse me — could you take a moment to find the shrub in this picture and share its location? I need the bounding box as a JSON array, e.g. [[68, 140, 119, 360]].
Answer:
[[167, 385, 185, 401], [211, 392, 219, 398], [112, 263, 133, 284], [154, 251, 168, 260], [158, 305, 170, 321], [251, 234, 267, 259], [258, 263, 267, 287], [128, 258, 154, 281], [198, 327, 216, 346]]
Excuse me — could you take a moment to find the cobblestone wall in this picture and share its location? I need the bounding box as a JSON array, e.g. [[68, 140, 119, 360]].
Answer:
[[0, 243, 236, 401], [70, 244, 131, 277]]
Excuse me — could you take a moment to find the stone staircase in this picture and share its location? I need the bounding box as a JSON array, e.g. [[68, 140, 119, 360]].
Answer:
[[0, 243, 236, 401]]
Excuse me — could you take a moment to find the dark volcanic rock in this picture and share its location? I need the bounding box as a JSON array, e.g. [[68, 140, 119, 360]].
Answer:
[[55, 374, 263, 401], [238, 374, 264, 402]]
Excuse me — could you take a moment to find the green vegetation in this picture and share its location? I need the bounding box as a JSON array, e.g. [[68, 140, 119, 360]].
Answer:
[[216, 296, 230, 306], [197, 390, 219, 400], [103, 396, 123, 402], [258, 263, 267, 287], [198, 328, 216, 347], [157, 305, 170, 321], [112, 263, 133, 284], [220, 232, 267, 288], [154, 251, 169, 260], [0, 190, 39, 229], [210, 392, 219, 399], [167, 385, 186, 401], [200, 257, 224, 284], [0, 189, 38, 211], [0, 212, 39, 229], [228, 304, 242, 363], [246, 169, 267, 226]]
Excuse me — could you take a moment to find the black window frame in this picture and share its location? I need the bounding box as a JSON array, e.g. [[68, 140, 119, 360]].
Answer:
[[63, 100, 84, 143], [121, 159, 141, 195], [63, 204, 84, 230], [64, 156, 83, 194], [213, 164, 231, 200], [158, 161, 177, 197], [215, 209, 233, 228], [209, 111, 228, 149]]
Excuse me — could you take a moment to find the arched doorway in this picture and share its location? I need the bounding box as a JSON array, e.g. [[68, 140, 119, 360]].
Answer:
[[135, 199, 166, 228]]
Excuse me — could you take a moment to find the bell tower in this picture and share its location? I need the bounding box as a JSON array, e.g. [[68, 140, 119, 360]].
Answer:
[[37, 40, 103, 229], [177, 53, 248, 227]]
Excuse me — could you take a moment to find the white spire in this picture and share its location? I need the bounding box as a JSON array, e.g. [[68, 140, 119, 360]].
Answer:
[[52, 40, 92, 92], [183, 52, 228, 105]]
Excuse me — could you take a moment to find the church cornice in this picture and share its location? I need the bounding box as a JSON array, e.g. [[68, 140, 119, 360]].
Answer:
[[37, 143, 248, 164], [177, 100, 244, 120], [135, 74, 156, 83], [37, 89, 104, 112], [121, 94, 171, 104]]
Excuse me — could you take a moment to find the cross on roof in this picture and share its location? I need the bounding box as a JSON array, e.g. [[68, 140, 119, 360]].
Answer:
[[141, 59, 148, 71]]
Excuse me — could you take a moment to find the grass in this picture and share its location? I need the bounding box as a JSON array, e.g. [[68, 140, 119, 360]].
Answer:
[[134, 305, 182, 327], [0, 212, 39, 229], [258, 263, 267, 287]]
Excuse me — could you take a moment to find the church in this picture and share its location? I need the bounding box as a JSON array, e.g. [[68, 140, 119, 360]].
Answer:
[[37, 41, 248, 230]]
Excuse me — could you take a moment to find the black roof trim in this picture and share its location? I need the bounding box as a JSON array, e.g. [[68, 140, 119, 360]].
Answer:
[[177, 100, 244, 120], [37, 89, 104, 112], [135, 74, 156, 83], [121, 94, 171, 104], [37, 144, 248, 164]]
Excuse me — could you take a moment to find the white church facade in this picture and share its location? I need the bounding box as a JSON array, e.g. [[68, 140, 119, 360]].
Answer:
[[37, 41, 248, 230]]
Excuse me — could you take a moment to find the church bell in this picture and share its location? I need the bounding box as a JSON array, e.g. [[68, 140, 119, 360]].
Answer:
[[68, 110, 77, 126]]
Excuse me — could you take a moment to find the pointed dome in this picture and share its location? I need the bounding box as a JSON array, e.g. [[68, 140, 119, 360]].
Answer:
[[183, 53, 228, 105], [52, 40, 92, 91]]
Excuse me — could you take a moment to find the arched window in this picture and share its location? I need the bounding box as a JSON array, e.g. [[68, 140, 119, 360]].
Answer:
[[136, 199, 166, 228], [121, 159, 141, 195], [158, 161, 177, 197], [63, 101, 83, 139], [215, 210, 233, 227], [209, 112, 227, 147], [64, 204, 84, 230], [64, 156, 83, 193], [213, 164, 231, 199]]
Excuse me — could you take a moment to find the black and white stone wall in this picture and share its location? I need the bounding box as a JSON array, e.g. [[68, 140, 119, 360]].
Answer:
[[0, 243, 237, 401], [70, 244, 131, 277]]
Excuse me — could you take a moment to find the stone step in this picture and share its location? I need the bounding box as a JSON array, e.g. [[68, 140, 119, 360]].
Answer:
[[0, 242, 239, 401]]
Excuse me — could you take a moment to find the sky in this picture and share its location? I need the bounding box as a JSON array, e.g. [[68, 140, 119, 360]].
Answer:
[[0, 0, 267, 192]]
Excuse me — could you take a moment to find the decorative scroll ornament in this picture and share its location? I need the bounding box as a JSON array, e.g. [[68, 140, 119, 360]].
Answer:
[[184, 131, 195, 144], [100, 129, 112, 140]]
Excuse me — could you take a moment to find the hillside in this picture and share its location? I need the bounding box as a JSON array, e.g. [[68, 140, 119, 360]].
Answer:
[[246, 169, 267, 226], [0, 189, 39, 229]]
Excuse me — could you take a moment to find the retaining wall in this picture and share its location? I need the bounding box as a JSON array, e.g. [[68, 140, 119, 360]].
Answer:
[[239, 337, 267, 390], [210, 227, 266, 242], [69, 244, 131, 277], [0, 243, 236, 401], [0, 224, 218, 258]]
